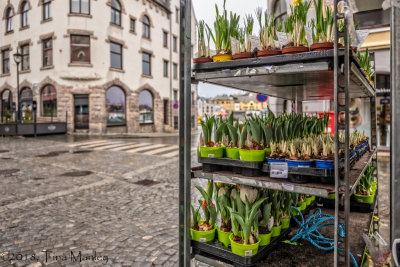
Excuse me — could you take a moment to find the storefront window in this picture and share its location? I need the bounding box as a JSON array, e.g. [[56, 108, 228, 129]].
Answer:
[[1, 89, 12, 123], [41, 85, 57, 117], [139, 90, 153, 124], [106, 86, 125, 126], [20, 88, 33, 122]]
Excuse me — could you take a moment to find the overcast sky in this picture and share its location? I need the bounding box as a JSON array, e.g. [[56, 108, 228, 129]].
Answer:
[[192, 0, 268, 98]]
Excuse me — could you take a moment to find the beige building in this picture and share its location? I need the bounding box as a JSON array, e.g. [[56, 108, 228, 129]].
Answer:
[[210, 95, 235, 112], [0, 0, 197, 134]]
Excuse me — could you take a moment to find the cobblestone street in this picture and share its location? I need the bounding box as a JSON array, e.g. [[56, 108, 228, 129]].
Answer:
[[0, 136, 201, 267], [0, 136, 391, 267]]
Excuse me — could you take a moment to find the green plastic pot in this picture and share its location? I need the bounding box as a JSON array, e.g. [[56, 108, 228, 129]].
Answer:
[[281, 217, 291, 229], [239, 149, 265, 162], [305, 196, 313, 206], [229, 234, 260, 257], [226, 147, 240, 159], [327, 193, 335, 200], [354, 193, 374, 204], [264, 148, 272, 157], [217, 227, 231, 248], [259, 232, 272, 246], [271, 225, 281, 237], [200, 147, 224, 158], [191, 227, 216, 242], [297, 201, 307, 211], [310, 195, 316, 202]]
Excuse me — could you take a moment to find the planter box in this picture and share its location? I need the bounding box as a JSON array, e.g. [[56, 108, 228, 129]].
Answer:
[[191, 227, 291, 267], [198, 157, 263, 177]]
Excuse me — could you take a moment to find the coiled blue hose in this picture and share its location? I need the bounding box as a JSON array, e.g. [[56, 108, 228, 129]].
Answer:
[[289, 207, 358, 267]]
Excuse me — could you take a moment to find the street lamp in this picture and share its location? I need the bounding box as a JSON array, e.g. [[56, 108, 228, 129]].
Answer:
[[13, 49, 22, 123]]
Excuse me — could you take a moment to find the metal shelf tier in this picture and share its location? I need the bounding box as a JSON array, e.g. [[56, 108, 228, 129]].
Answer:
[[192, 150, 376, 198], [193, 50, 375, 100]]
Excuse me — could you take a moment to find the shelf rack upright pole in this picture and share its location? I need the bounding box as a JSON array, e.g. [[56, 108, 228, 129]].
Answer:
[[178, 0, 192, 266], [391, 1, 400, 258], [369, 52, 378, 215], [334, 0, 351, 266]]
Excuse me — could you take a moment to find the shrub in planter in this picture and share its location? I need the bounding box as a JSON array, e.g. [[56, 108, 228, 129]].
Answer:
[[314, 134, 335, 169], [216, 186, 233, 247], [256, 9, 282, 57], [257, 201, 273, 246], [194, 20, 213, 64], [282, 0, 311, 54], [225, 118, 240, 159], [229, 194, 267, 256], [199, 115, 225, 158], [297, 194, 307, 211], [270, 191, 282, 237], [309, 0, 334, 51], [207, 0, 240, 62], [232, 15, 255, 60], [355, 164, 376, 204], [357, 48, 375, 85], [239, 121, 266, 162], [286, 139, 314, 167], [280, 192, 292, 229]]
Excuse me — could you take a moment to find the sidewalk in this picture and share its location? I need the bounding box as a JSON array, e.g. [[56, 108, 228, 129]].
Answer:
[[69, 129, 200, 138]]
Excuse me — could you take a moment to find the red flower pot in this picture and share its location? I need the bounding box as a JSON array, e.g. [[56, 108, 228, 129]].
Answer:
[[282, 46, 309, 54]]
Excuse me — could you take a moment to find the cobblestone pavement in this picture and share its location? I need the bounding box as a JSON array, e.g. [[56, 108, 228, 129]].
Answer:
[[0, 136, 391, 267], [0, 136, 201, 267]]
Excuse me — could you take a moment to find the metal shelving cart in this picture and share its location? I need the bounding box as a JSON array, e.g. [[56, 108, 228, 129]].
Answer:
[[178, 0, 378, 266]]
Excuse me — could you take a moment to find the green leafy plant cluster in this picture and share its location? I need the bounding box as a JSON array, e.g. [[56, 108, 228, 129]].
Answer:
[[284, 0, 311, 47], [256, 9, 279, 50], [357, 164, 376, 196], [197, 20, 211, 58], [357, 48, 375, 83], [310, 0, 334, 44]]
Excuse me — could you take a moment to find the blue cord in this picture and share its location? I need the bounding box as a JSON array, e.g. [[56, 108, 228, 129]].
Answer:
[[289, 207, 358, 267]]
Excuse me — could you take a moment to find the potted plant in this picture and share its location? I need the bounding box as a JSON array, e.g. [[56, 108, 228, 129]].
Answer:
[[233, 15, 255, 60], [315, 135, 335, 169], [199, 115, 225, 158], [256, 9, 282, 57], [229, 193, 266, 256], [257, 197, 273, 246], [216, 186, 233, 247], [194, 20, 213, 63], [225, 115, 240, 159], [282, 0, 311, 54], [208, 0, 240, 62], [296, 194, 307, 211], [354, 164, 377, 204], [270, 191, 282, 237], [280, 192, 292, 229], [357, 48, 375, 85], [309, 0, 334, 51], [286, 139, 314, 167], [191, 181, 217, 242], [239, 120, 266, 162]]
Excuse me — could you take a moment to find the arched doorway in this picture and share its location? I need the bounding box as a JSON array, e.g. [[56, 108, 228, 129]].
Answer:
[[1, 89, 13, 123], [106, 86, 126, 126], [20, 87, 33, 122]]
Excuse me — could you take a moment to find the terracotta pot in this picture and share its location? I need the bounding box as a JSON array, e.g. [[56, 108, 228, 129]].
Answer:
[[257, 49, 282, 57], [193, 57, 213, 64], [310, 42, 334, 51], [282, 46, 309, 54], [232, 52, 254, 60]]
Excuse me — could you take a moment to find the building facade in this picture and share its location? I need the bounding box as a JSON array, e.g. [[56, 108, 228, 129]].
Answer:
[[0, 0, 197, 134]]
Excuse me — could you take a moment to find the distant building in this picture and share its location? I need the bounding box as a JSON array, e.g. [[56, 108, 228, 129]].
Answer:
[[235, 93, 268, 111], [210, 95, 235, 112], [198, 97, 220, 118]]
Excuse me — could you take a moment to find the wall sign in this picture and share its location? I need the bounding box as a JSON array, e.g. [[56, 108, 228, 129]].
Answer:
[[256, 94, 268, 103]]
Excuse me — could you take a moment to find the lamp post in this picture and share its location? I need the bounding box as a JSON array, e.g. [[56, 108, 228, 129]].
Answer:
[[13, 49, 22, 123]]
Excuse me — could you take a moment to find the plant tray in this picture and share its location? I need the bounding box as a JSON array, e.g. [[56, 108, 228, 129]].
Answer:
[[199, 157, 264, 177], [318, 191, 377, 213], [191, 227, 291, 267]]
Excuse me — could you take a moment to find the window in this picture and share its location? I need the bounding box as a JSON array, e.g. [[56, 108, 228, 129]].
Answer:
[[42, 39, 53, 67], [71, 35, 90, 63], [142, 15, 150, 38], [6, 8, 13, 32], [130, 18, 136, 32], [110, 0, 121, 25], [41, 85, 57, 117], [142, 52, 151, 76], [21, 45, 30, 71], [71, 0, 90, 15], [173, 90, 178, 102], [106, 86, 125, 126], [1, 89, 12, 123], [175, 7, 179, 23], [2, 50, 10, 74], [20, 88, 33, 122], [163, 99, 169, 124], [163, 60, 168, 77], [110, 42, 122, 69], [173, 63, 178, 79], [21, 2, 29, 28], [139, 90, 153, 124], [43, 0, 51, 20], [163, 31, 168, 48], [173, 36, 177, 52]]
